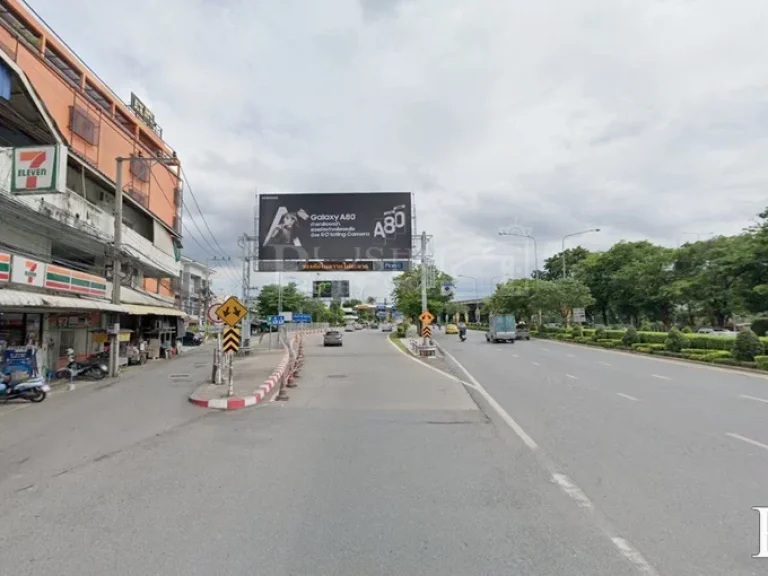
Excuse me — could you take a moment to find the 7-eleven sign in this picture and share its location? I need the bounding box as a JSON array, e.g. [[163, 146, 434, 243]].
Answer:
[[11, 145, 59, 193], [10, 256, 45, 287]]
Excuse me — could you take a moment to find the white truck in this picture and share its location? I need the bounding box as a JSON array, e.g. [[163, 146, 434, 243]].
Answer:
[[486, 314, 517, 343]]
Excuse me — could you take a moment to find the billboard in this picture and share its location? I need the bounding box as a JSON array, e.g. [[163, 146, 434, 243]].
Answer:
[[257, 260, 410, 272], [313, 280, 350, 299], [258, 193, 412, 264]]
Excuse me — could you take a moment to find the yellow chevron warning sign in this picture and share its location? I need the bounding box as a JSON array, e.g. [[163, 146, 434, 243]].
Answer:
[[421, 324, 432, 338], [222, 326, 241, 353]]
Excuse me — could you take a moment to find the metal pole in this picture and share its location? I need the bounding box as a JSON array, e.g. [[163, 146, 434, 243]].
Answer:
[[278, 270, 283, 316], [561, 236, 567, 279], [473, 278, 479, 323], [110, 157, 124, 378], [216, 330, 222, 384], [226, 351, 234, 396], [420, 231, 427, 342]]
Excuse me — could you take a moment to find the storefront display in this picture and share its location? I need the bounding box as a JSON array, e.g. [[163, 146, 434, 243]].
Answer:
[[47, 312, 101, 369]]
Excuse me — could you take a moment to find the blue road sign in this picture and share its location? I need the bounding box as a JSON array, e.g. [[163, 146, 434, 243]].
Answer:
[[294, 313, 312, 323], [268, 315, 285, 326], [382, 261, 404, 271]]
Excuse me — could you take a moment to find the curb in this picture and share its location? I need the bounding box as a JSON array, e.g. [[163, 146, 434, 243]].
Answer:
[[189, 353, 290, 410], [188, 330, 319, 410]]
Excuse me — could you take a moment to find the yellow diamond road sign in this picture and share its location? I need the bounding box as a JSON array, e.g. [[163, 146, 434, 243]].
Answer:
[[216, 296, 248, 327], [419, 311, 435, 325], [222, 326, 241, 353]]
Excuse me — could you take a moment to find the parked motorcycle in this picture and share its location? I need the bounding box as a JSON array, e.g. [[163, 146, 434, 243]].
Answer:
[[0, 375, 50, 403], [55, 349, 107, 381]]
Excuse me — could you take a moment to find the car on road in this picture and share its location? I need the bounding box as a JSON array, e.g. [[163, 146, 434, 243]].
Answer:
[[345, 324, 355, 332], [515, 322, 530, 340], [323, 330, 343, 347], [381, 323, 393, 332], [445, 323, 459, 334]]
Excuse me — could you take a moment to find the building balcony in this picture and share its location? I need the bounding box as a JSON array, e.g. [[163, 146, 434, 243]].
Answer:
[[0, 148, 179, 278]]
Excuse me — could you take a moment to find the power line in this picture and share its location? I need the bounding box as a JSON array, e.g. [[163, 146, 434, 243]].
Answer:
[[180, 166, 232, 259]]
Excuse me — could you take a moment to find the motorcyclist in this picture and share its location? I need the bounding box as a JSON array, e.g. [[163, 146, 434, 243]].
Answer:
[[458, 321, 467, 340]]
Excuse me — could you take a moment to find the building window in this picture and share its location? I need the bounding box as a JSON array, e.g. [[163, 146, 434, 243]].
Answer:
[[0, 312, 24, 347], [69, 106, 99, 145], [130, 156, 150, 182], [84, 80, 111, 113], [126, 188, 148, 208], [0, 2, 41, 52], [44, 44, 81, 87]]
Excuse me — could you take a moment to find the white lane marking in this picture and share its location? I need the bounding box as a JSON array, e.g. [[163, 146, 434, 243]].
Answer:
[[739, 394, 768, 404], [552, 473, 592, 509], [566, 374, 578, 380], [510, 353, 519, 358], [531, 361, 540, 367], [437, 344, 662, 576], [566, 353, 576, 358], [616, 393, 639, 402], [726, 432, 768, 452], [651, 374, 670, 380], [386, 337, 462, 384], [611, 537, 660, 576], [438, 348, 538, 450], [598, 361, 612, 367], [540, 347, 550, 352]]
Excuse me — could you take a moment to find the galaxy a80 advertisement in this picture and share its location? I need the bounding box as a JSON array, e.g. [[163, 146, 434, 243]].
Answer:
[[258, 193, 412, 266]]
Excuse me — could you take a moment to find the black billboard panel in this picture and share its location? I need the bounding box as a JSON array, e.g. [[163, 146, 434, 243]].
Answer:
[[258, 192, 412, 262], [257, 260, 411, 272], [312, 280, 350, 299]]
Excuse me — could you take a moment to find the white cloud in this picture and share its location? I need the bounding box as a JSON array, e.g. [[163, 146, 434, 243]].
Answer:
[[30, 0, 768, 300]]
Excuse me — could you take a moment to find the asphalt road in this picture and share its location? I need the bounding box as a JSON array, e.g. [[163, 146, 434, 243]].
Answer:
[[0, 328, 654, 575], [438, 330, 768, 576]]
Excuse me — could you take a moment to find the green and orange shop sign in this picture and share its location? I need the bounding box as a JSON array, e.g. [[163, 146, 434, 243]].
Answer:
[[44, 265, 107, 298], [0, 252, 9, 282]]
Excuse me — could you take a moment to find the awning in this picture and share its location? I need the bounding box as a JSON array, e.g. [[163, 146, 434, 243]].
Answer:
[[123, 304, 186, 317], [0, 288, 126, 313]]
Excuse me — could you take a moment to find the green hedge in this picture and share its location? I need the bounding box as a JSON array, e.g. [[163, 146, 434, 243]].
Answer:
[[528, 326, 767, 371], [533, 326, 767, 354]]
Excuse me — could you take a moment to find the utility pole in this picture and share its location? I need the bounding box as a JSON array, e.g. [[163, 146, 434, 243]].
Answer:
[[420, 231, 427, 341], [110, 158, 124, 379], [110, 152, 178, 378]]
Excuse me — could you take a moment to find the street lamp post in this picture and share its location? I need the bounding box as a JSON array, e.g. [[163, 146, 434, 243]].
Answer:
[[111, 152, 178, 378], [561, 228, 601, 278], [497, 230, 538, 279], [499, 229, 540, 326], [459, 274, 480, 322]]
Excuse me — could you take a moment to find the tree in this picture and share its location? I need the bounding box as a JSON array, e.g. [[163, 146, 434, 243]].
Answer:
[[541, 246, 591, 280], [487, 279, 535, 319], [256, 283, 307, 317], [391, 265, 454, 321], [530, 278, 595, 325], [669, 235, 753, 328]]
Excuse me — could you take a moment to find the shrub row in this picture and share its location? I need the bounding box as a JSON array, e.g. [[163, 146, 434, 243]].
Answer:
[[528, 327, 768, 372]]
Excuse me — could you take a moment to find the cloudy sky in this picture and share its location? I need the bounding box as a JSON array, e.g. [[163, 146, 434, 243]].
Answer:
[[29, 0, 768, 300]]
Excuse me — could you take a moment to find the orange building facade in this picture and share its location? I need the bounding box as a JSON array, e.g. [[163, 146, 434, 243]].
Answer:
[[0, 0, 182, 297]]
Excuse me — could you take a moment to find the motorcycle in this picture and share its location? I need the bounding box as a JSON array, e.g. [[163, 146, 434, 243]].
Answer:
[[459, 328, 467, 342], [55, 349, 107, 381], [0, 375, 50, 403]]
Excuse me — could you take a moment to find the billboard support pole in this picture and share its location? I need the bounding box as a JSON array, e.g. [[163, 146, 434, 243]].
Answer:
[[420, 231, 427, 344]]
